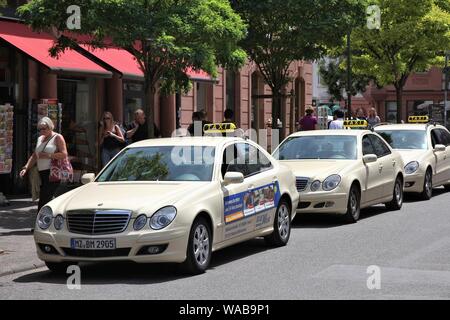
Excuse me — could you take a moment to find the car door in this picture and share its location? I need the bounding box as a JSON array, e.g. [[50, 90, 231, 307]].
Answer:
[[361, 134, 383, 202], [236, 142, 279, 232], [430, 129, 448, 184], [368, 134, 395, 198], [436, 129, 450, 183]]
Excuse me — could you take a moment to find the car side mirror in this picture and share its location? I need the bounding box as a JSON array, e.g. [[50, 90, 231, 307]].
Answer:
[[81, 173, 95, 185], [434, 144, 446, 152], [223, 172, 244, 185], [363, 154, 378, 164]]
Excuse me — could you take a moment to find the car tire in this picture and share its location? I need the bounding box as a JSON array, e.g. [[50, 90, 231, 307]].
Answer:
[[344, 185, 361, 223], [385, 176, 403, 210], [181, 217, 212, 275], [419, 169, 433, 200], [444, 184, 450, 192], [264, 198, 291, 247], [45, 261, 76, 274]]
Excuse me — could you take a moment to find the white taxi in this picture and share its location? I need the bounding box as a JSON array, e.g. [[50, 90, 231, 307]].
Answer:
[[34, 130, 299, 274], [374, 116, 450, 199], [272, 123, 405, 222]]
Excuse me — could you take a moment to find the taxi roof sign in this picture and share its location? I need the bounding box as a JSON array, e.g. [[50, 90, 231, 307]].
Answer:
[[408, 115, 429, 123], [203, 122, 237, 134], [343, 119, 368, 128]]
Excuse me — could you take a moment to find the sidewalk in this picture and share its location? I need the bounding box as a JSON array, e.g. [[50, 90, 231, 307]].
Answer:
[[0, 197, 45, 277]]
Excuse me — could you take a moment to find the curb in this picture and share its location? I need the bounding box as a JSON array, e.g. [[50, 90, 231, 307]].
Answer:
[[0, 261, 46, 278]]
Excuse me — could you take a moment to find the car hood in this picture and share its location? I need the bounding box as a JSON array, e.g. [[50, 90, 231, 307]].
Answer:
[[395, 149, 427, 165], [280, 160, 355, 179], [54, 182, 209, 216]]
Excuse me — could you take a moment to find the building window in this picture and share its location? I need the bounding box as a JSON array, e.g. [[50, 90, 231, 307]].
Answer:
[[226, 70, 236, 118], [386, 101, 398, 123], [196, 82, 207, 112]]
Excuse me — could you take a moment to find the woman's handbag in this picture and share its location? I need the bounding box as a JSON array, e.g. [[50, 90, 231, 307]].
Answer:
[[49, 157, 74, 183]]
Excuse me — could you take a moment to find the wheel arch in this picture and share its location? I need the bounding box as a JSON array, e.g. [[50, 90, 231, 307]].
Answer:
[[194, 211, 215, 243]]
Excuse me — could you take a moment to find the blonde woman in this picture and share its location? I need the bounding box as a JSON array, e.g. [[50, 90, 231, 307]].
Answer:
[[99, 111, 125, 167], [368, 107, 381, 128], [20, 117, 69, 211]]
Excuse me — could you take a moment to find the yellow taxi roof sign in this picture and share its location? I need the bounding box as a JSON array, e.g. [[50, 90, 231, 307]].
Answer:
[[343, 119, 368, 128], [203, 122, 237, 133], [408, 115, 429, 123]]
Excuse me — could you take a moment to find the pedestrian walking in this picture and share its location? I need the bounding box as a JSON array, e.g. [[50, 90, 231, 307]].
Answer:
[[367, 107, 381, 128], [299, 107, 318, 131], [126, 108, 161, 143], [329, 110, 345, 129], [20, 117, 71, 211], [99, 111, 125, 167]]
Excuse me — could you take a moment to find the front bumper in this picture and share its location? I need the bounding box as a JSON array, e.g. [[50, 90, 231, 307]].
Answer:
[[404, 173, 425, 193], [34, 226, 190, 264], [296, 191, 348, 214]]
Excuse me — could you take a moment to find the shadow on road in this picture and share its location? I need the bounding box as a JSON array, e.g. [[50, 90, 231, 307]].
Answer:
[[403, 187, 448, 203], [0, 211, 36, 233], [13, 239, 271, 285]]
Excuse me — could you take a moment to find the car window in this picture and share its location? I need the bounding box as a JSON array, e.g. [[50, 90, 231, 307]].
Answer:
[[222, 144, 247, 178], [274, 135, 357, 160], [97, 146, 215, 182], [376, 130, 427, 150], [236, 143, 273, 177], [437, 129, 450, 146], [368, 134, 391, 157], [431, 129, 439, 148], [362, 135, 376, 156]]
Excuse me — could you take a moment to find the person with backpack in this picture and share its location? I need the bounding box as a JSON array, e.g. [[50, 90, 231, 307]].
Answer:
[[99, 111, 125, 167]]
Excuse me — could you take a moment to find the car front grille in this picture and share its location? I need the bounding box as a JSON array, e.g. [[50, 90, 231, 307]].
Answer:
[[296, 177, 309, 192], [62, 248, 131, 258], [66, 210, 132, 235]]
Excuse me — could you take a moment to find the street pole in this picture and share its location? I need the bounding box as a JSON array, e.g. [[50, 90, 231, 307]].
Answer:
[[445, 52, 449, 128], [346, 30, 352, 119]]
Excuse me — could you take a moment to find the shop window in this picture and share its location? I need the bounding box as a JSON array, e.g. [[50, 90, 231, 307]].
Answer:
[[123, 82, 145, 125], [385, 101, 397, 123], [196, 82, 207, 112], [407, 100, 433, 117]]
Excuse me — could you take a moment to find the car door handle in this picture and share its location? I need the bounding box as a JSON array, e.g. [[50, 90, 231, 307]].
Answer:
[[248, 185, 255, 190], [378, 165, 383, 172], [392, 160, 396, 166]]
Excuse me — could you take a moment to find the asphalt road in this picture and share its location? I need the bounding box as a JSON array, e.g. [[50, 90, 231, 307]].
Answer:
[[1, 188, 450, 300]]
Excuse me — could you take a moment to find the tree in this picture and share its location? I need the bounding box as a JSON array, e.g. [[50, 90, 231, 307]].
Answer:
[[319, 58, 372, 103], [18, 0, 247, 136], [231, 0, 366, 138], [351, 0, 450, 122]]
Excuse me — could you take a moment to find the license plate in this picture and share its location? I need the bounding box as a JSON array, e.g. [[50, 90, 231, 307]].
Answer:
[[71, 239, 116, 250]]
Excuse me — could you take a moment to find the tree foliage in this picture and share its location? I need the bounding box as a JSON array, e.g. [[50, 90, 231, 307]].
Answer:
[[351, 0, 450, 121], [18, 0, 247, 135], [231, 0, 366, 133], [319, 58, 372, 102]]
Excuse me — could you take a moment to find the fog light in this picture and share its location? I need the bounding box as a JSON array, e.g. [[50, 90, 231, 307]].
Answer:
[[148, 246, 160, 254], [137, 244, 168, 255], [405, 182, 415, 188], [325, 201, 335, 208]]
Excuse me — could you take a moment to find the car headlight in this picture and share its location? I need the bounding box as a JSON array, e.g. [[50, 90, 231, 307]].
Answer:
[[37, 206, 53, 230], [133, 214, 148, 231], [150, 206, 177, 230], [54, 215, 64, 230], [404, 161, 419, 174], [310, 180, 321, 192], [322, 175, 341, 191]]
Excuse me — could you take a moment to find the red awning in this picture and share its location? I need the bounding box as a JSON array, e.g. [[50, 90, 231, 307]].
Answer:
[[79, 44, 215, 82], [0, 20, 111, 77]]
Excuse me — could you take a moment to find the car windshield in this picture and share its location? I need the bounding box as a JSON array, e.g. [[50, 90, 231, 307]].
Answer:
[[376, 130, 427, 150], [97, 146, 215, 182], [274, 135, 358, 160]]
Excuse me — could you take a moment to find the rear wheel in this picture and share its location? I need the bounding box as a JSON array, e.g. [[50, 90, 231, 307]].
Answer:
[[344, 185, 361, 223], [265, 199, 291, 246], [385, 177, 403, 210], [181, 217, 212, 275], [419, 169, 433, 200]]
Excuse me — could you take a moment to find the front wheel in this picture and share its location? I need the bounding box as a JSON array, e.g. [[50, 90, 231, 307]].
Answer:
[[265, 199, 291, 247], [385, 177, 403, 210], [444, 184, 450, 192], [344, 185, 361, 223], [419, 170, 433, 200], [181, 217, 212, 275]]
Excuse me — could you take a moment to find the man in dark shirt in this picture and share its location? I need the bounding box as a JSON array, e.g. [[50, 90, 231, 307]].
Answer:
[[126, 109, 161, 143]]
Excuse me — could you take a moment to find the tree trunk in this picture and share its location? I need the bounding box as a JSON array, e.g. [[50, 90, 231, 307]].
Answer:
[[144, 82, 156, 138], [395, 86, 403, 123]]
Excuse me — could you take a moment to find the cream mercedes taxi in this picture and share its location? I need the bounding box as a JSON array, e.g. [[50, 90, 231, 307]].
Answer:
[[272, 122, 405, 223], [34, 129, 299, 274], [374, 116, 450, 200]]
